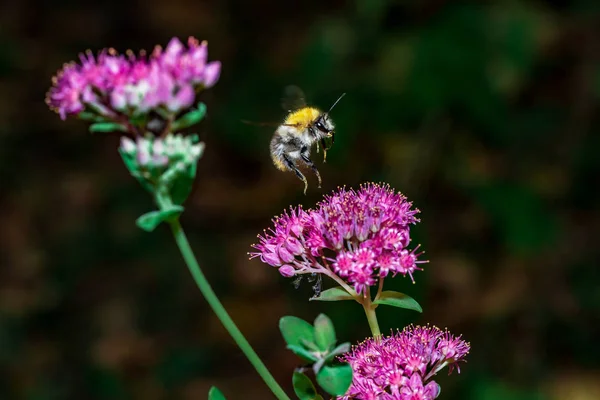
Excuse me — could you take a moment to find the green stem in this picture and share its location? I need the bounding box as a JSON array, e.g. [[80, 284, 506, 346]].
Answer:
[[374, 278, 384, 302], [168, 219, 290, 400], [367, 309, 382, 337], [363, 305, 381, 337], [362, 288, 381, 337], [322, 270, 360, 300], [320, 265, 381, 337]]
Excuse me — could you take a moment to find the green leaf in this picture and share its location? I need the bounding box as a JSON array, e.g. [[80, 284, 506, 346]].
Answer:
[[118, 147, 137, 175], [300, 338, 321, 352], [286, 345, 318, 363], [77, 112, 106, 122], [117, 148, 155, 194], [208, 386, 226, 400], [323, 342, 350, 363], [172, 102, 207, 131], [313, 314, 336, 352], [163, 135, 202, 206], [279, 316, 316, 348], [136, 206, 184, 232], [316, 364, 353, 396], [292, 371, 319, 400], [372, 291, 422, 312], [89, 122, 127, 133], [310, 286, 356, 302], [168, 164, 196, 206]]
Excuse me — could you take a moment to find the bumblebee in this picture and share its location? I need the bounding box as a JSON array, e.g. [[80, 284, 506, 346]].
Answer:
[[246, 86, 345, 195]]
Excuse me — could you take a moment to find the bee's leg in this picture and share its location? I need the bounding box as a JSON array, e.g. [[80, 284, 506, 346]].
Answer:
[[301, 153, 322, 189], [319, 139, 328, 163], [283, 155, 309, 195], [320, 137, 333, 163]]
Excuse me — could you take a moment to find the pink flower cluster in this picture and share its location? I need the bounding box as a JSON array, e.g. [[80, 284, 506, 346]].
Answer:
[[338, 325, 470, 400], [46, 37, 221, 120], [250, 183, 426, 295]]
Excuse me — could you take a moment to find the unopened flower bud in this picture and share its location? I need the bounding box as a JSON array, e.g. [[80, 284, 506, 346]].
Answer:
[[120, 137, 136, 154], [279, 265, 296, 277]]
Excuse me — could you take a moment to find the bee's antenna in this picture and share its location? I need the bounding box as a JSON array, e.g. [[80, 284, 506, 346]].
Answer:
[[325, 92, 346, 115]]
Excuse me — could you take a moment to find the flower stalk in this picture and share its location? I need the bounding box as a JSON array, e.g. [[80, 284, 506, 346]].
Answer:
[[361, 288, 381, 338], [363, 305, 381, 338], [155, 192, 290, 400]]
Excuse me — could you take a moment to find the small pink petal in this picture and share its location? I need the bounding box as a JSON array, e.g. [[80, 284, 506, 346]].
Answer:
[[261, 251, 282, 267], [163, 37, 184, 65], [189, 40, 208, 65], [203, 61, 221, 88], [110, 87, 127, 110], [167, 84, 195, 112]]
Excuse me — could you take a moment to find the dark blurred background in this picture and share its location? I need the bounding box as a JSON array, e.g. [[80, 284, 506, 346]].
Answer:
[[1, 0, 600, 398]]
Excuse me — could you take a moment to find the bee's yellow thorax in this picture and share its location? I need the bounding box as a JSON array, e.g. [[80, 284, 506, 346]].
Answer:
[[284, 107, 321, 130]]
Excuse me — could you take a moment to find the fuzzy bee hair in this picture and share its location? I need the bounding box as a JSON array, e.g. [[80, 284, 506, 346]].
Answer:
[[269, 106, 335, 194]]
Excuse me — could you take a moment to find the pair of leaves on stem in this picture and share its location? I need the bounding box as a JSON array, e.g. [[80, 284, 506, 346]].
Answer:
[[136, 205, 183, 232], [311, 286, 423, 313], [83, 102, 208, 134], [280, 314, 353, 398]]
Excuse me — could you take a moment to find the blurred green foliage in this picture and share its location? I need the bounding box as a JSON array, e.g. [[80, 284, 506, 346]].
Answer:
[[1, 0, 600, 399]]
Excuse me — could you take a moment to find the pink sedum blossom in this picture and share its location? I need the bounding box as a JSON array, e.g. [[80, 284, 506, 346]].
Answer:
[[46, 37, 221, 120], [249, 183, 427, 295], [337, 325, 470, 400]]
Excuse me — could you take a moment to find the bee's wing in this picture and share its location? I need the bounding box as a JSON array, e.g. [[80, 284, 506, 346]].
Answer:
[[281, 85, 307, 112]]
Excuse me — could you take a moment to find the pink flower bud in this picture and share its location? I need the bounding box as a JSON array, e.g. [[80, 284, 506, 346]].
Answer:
[[260, 251, 281, 267], [285, 237, 304, 256], [277, 245, 295, 264], [278, 265, 296, 277]]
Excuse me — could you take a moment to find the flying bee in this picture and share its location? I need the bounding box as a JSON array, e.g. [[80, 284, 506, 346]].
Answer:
[[244, 86, 346, 195]]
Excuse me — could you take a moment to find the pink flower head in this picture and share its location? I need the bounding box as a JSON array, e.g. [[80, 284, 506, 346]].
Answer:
[[337, 325, 470, 399], [46, 37, 221, 121], [249, 183, 426, 295], [46, 62, 87, 120]]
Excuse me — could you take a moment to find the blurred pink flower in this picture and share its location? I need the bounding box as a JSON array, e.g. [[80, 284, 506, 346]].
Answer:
[[46, 37, 221, 120]]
